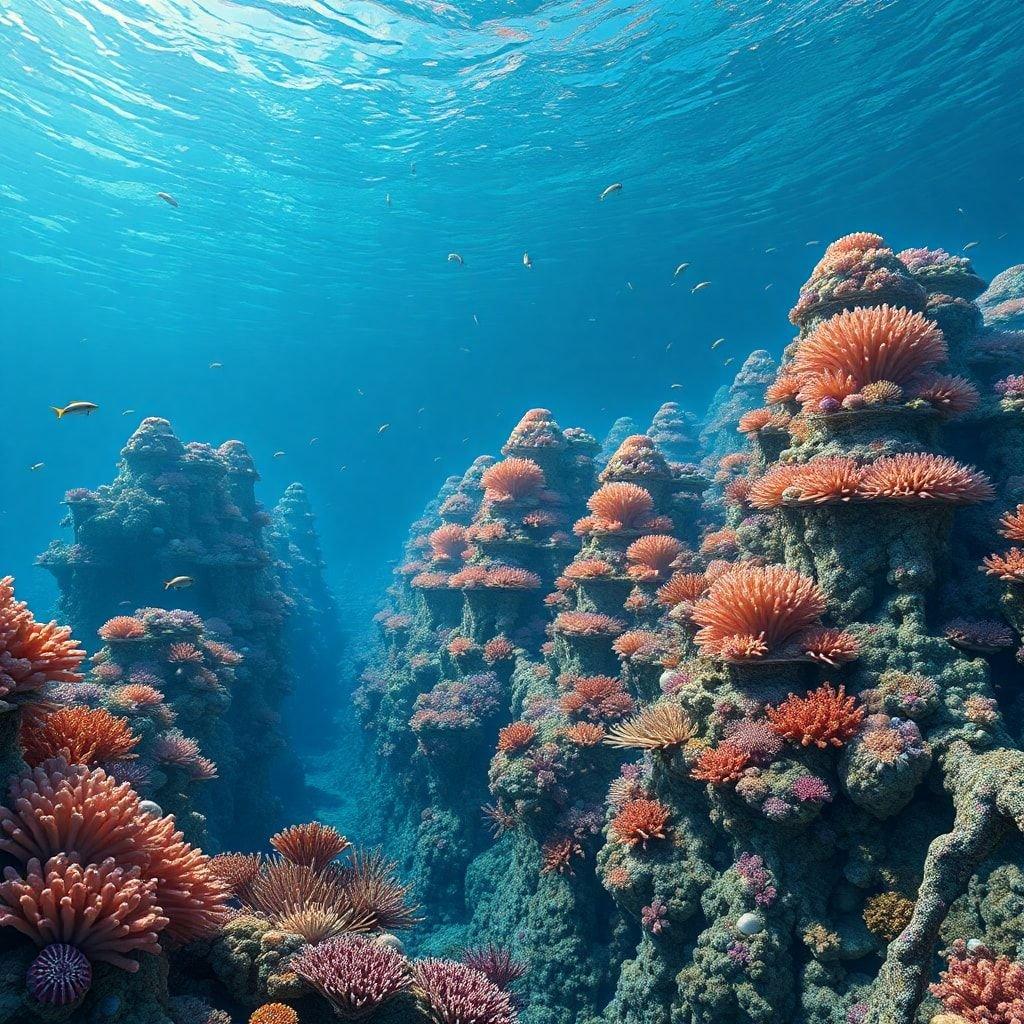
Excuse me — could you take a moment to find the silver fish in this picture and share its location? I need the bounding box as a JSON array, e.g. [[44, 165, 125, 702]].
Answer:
[[157, 192, 178, 208], [599, 182, 623, 201]]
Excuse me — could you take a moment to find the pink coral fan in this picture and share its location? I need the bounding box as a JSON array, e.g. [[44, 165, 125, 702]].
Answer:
[[461, 946, 526, 990], [0, 577, 85, 700], [291, 936, 413, 1017], [690, 565, 827, 661]]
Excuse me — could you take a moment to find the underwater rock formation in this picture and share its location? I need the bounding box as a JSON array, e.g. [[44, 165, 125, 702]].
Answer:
[[38, 418, 300, 848], [271, 483, 344, 743], [979, 264, 1024, 330], [647, 402, 700, 465], [600, 418, 640, 465]]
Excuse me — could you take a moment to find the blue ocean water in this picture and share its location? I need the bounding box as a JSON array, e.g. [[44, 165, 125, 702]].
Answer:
[[1, 0, 1022, 625]]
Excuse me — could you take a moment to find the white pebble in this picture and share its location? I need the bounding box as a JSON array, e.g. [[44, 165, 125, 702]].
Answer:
[[736, 912, 764, 936]]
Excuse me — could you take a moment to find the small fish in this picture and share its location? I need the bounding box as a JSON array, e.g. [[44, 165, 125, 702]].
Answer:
[[447, 253, 464, 265], [765, 247, 777, 254], [51, 401, 98, 419], [626, 281, 634, 291], [805, 240, 820, 246], [711, 338, 725, 350], [673, 262, 690, 278], [765, 283, 774, 291], [156, 192, 178, 208], [273, 451, 285, 458], [459, 347, 471, 353], [164, 575, 194, 590], [411, 162, 416, 175], [338, 465, 347, 471], [998, 232, 1008, 240], [670, 383, 683, 390], [356, 387, 365, 396], [122, 409, 135, 416], [309, 437, 319, 445], [723, 357, 735, 366], [963, 241, 979, 252], [433, 456, 441, 462], [385, 193, 392, 208], [417, 407, 426, 414], [473, 314, 479, 326], [957, 207, 966, 215], [209, 362, 223, 369], [599, 182, 623, 201], [29, 462, 45, 471], [378, 423, 390, 434], [691, 281, 711, 294], [523, 253, 532, 269]]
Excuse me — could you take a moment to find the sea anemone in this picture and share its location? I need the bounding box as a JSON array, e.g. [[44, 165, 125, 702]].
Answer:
[[914, 374, 980, 417], [553, 612, 625, 637], [429, 524, 470, 561], [690, 565, 827, 661], [98, 617, 146, 641], [605, 703, 692, 751], [563, 722, 606, 747], [563, 559, 615, 580], [612, 630, 661, 660], [481, 458, 545, 502], [799, 628, 860, 666], [587, 483, 654, 531], [656, 572, 708, 608], [625, 535, 682, 579], [857, 453, 993, 504], [270, 823, 350, 871], [460, 945, 526, 990], [497, 722, 536, 754], [767, 683, 864, 748], [485, 567, 542, 590]]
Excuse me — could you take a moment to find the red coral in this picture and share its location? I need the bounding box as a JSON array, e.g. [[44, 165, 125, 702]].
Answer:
[[270, 823, 350, 871], [564, 559, 614, 580], [0, 577, 85, 700], [612, 631, 661, 659], [167, 642, 204, 665], [656, 573, 708, 608], [483, 636, 514, 664], [497, 721, 536, 753], [930, 945, 1024, 1024], [481, 458, 545, 501], [690, 565, 827, 661], [98, 617, 146, 641], [21, 708, 140, 768], [858, 453, 993, 504], [413, 959, 517, 1024], [767, 683, 864, 748], [691, 743, 750, 784], [800, 628, 859, 666], [983, 549, 1024, 583], [999, 506, 1024, 542], [610, 799, 670, 848]]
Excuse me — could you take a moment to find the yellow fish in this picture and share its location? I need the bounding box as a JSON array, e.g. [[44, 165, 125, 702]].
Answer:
[[51, 401, 98, 419], [164, 576, 194, 590]]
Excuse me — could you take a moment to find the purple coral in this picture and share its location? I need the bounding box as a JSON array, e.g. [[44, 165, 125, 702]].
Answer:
[[736, 853, 778, 908], [26, 944, 92, 1005], [791, 775, 832, 806], [641, 898, 669, 935], [414, 959, 517, 1024]]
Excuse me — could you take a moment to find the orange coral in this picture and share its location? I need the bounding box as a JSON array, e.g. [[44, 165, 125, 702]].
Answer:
[[626, 535, 682, 579], [483, 636, 514, 663], [983, 548, 1024, 583], [98, 616, 146, 641], [765, 372, 803, 405], [210, 853, 264, 901], [115, 683, 165, 707], [700, 528, 739, 556], [481, 458, 545, 501], [0, 577, 85, 700], [767, 683, 864, 748], [656, 572, 708, 608], [564, 559, 614, 580], [605, 704, 692, 751], [497, 721, 536, 753], [612, 631, 661, 659], [792, 304, 946, 397], [447, 637, 475, 657], [0, 854, 166, 970], [790, 458, 862, 505], [167, 642, 203, 664], [1000, 506, 1024, 542], [271, 823, 351, 871], [559, 676, 635, 721], [747, 464, 805, 509], [690, 565, 826, 661], [554, 612, 625, 636], [609, 799, 670, 848], [858, 453, 993, 504], [914, 374, 979, 416], [428, 524, 470, 561], [21, 707, 140, 768], [563, 723, 605, 747], [587, 483, 654, 531], [249, 1005, 299, 1024], [691, 743, 750, 784], [485, 566, 541, 589], [540, 837, 583, 875], [738, 408, 790, 435], [800, 628, 859, 666]]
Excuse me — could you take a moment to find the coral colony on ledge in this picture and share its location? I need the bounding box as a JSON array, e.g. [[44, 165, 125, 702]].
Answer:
[[7, 233, 1024, 1024]]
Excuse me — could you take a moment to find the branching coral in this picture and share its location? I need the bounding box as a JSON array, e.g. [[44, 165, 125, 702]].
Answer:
[[766, 683, 864, 748], [20, 707, 140, 768], [413, 959, 518, 1024], [609, 798, 670, 848], [559, 676, 635, 721], [497, 722, 536, 754], [98, 616, 147, 641], [929, 943, 1024, 1024], [691, 743, 750, 783], [429, 524, 470, 561], [0, 576, 85, 700]]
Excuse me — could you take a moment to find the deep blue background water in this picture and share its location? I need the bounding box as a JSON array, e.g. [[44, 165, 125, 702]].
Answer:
[[1, 0, 1022, 630]]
